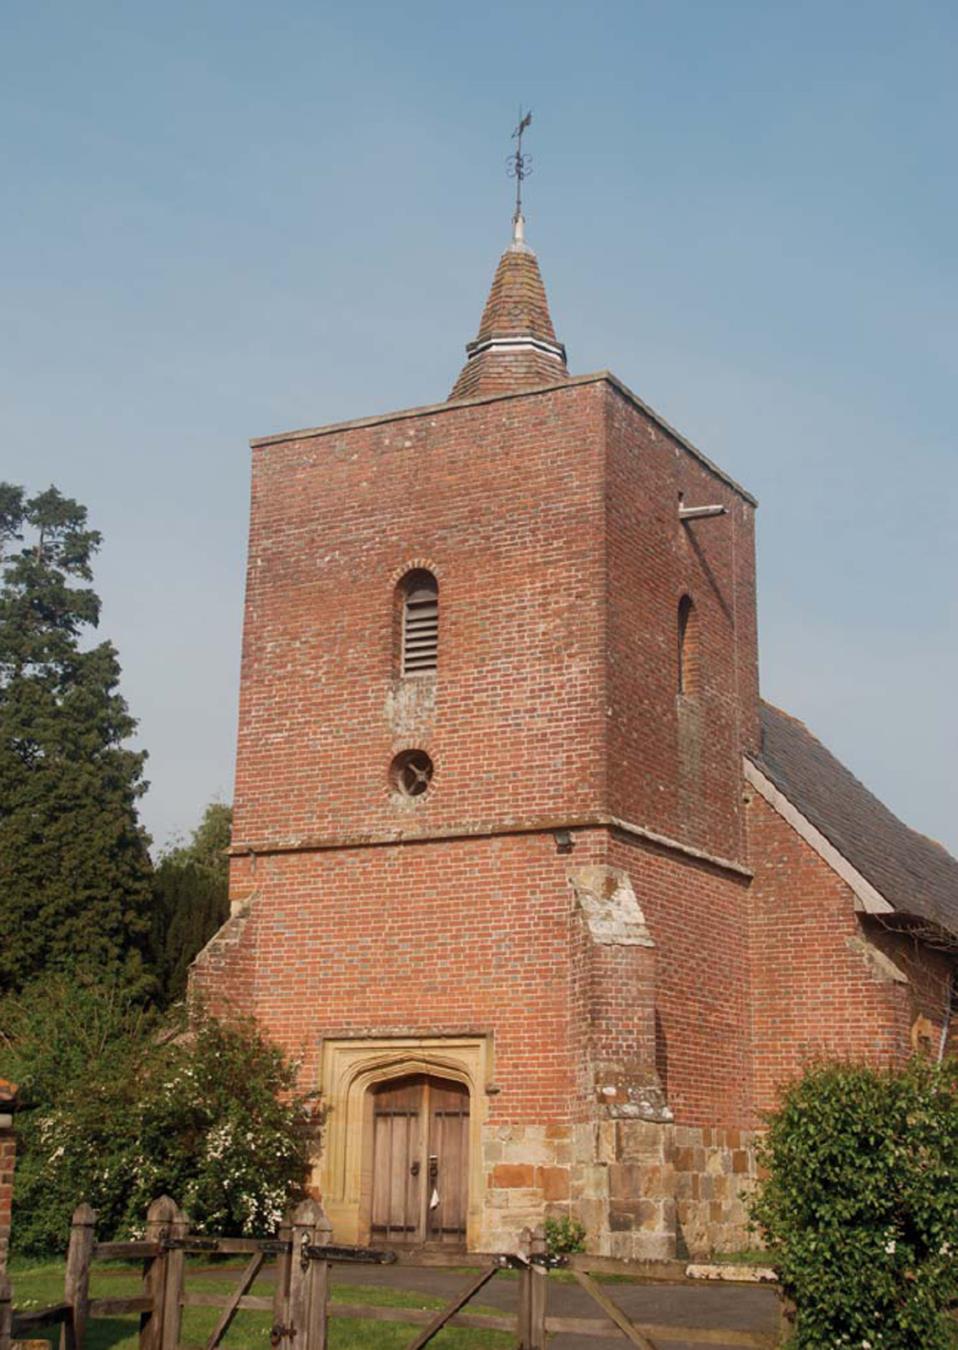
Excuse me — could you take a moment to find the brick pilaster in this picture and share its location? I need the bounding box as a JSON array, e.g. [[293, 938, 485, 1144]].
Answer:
[[0, 1080, 18, 1271]]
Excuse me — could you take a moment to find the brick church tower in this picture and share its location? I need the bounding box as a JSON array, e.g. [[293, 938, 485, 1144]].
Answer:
[[195, 199, 958, 1259]]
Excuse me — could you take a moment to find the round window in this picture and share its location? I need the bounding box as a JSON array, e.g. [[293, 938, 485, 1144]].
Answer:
[[391, 749, 434, 798]]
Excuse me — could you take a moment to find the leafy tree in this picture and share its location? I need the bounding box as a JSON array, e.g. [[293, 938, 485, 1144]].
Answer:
[[179, 800, 232, 876], [749, 1057, 958, 1349], [0, 485, 153, 994], [151, 802, 232, 1006], [161, 801, 232, 878], [0, 976, 319, 1255]]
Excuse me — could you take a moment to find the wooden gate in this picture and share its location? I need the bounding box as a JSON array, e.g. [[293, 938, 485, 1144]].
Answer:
[[0, 1200, 787, 1350], [370, 1075, 468, 1247]]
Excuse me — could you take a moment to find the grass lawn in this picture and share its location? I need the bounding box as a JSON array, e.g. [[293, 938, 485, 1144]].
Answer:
[[8, 1260, 513, 1350]]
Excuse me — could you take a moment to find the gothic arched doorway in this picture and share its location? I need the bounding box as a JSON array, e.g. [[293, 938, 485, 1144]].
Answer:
[[369, 1074, 469, 1247]]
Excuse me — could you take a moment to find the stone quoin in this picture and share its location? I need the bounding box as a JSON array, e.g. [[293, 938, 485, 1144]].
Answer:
[[192, 202, 958, 1259]]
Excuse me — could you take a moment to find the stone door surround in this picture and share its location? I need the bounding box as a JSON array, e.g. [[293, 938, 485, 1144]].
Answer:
[[316, 1034, 492, 1247]]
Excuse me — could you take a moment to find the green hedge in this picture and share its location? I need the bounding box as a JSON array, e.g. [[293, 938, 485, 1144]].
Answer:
[[749, 1057, 958, 1349]]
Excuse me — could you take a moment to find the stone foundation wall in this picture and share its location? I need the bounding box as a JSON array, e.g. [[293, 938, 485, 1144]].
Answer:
[[673, 1126, 759, 1256], [576, 1119, 676, 1262], [480, 1122, 572, 1252], [468, 859, 758, 1261], [477, 1116, 758, 1260]]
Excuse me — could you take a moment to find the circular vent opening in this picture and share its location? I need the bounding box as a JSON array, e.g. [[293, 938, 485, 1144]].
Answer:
[[391, 749, 434, 799]]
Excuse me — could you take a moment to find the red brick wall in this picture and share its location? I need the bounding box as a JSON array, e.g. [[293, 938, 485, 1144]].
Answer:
[[197, 370, 958, 1240], [191, 905, 255, 1015], [603, 384, 759, 864], [746, 791, 916, 1112], [566, 865, 659, 1122], [203, 376, 765, 1134], [874, 929, 955, 1054], [230, 377, 760, 862], [0, 1138, 12, 1270], [195, 826, 759, 1133], [231, 383, 608, 854], [200, 831, 611, 1124], [0, 1082, 16, 1271], [607, 836, 754, 1128]]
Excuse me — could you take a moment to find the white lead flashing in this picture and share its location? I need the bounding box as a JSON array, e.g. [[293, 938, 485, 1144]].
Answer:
[[464, 334, 567, 362], [744, 758, 894, 915]]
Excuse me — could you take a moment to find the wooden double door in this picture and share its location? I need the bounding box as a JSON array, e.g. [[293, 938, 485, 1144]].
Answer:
[[370, 1074, 469, 1247]]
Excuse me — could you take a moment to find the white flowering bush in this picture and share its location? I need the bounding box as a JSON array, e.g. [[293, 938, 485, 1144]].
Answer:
[[748, 1058, 958, 1349], [0, 977, 321, 1255]]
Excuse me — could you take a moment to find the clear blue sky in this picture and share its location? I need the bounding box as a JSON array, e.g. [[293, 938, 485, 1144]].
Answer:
[[4, 1, 956, 853]]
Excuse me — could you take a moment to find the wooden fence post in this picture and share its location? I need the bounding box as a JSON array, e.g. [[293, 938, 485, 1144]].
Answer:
[[287, 1199, 324, 1350], [528, 1224, 548, 1350], [139, 1196, 178, 1350], [0, 1272, 11, 1350], [272, 1211, 293, 1343], [160, 1201, 189, 1350], [777, 1292, 795, 1346], [517, 1227, 532, 1349], [305, 1209, 332, 1350], [61, 1202, 96, 1350]]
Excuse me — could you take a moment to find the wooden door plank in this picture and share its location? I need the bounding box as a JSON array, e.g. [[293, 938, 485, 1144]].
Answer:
[[418, 1079, 430, 1244], [426, 1078, 469, 1245], [571, 1269, 660, 1350], [403, 1266, 498, 1350], [203, 1252, 264, 1350], [373, 1080, 424, 1243]]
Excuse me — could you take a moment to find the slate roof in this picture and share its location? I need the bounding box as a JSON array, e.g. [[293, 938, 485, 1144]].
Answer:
[[754, 701, 958, 940]]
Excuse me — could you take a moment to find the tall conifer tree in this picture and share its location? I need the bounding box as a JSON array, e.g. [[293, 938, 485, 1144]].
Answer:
[[150, 802, 231, 1006], [0, 484, 153, 993]]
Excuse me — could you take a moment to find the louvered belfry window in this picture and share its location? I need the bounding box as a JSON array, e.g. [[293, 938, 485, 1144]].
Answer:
[[401, 571, 439, 675]]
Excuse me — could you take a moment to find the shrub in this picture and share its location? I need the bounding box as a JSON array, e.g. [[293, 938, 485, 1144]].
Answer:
[[748, 1057, 958, 1349], [544, 1215, 586, 1256], [0, 977, 320, 1254]]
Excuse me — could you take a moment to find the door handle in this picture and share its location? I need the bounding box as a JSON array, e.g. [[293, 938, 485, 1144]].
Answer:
[[428, 1155, 439, 1180], [410, 1160, 420, 1176]]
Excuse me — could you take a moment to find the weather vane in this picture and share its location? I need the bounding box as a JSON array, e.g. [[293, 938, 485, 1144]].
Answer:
[[507, 107, 533, 222]]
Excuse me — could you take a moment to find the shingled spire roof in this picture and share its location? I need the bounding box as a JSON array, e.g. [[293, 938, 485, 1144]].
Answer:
[[449, 213, 569, 401]]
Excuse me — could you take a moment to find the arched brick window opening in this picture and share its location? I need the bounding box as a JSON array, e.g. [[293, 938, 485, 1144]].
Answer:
[[399, 570, 439, 675], [677, 594, 700, 695]]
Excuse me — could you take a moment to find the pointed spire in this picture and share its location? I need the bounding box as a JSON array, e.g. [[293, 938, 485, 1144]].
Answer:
[[448, 218, 569, 401]]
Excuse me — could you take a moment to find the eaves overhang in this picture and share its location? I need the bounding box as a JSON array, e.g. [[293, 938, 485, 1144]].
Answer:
[[746, 756, 894, 916], [746, 755, 909, 922]]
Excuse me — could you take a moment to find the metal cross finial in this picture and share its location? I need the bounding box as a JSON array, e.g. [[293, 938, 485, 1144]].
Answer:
[[507, 107, 533, 223]]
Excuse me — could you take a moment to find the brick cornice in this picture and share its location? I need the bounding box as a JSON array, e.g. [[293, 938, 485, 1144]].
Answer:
[[230, 811, 752, 879]]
